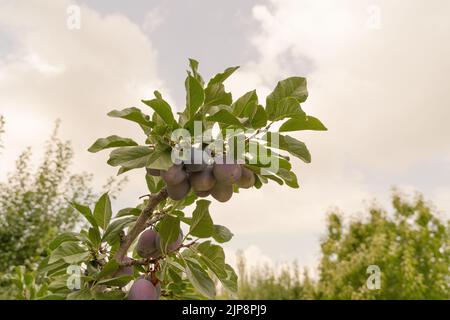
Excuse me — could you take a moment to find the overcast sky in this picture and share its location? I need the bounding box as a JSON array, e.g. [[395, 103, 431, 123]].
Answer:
[[1, 0, 449, 272]]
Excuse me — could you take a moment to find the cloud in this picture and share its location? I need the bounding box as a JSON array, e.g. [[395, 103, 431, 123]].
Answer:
[[235, 0, 450, 170], [0, 0, 166, 200], [222, 0, 450, 265], [1, 0, 448, 269]]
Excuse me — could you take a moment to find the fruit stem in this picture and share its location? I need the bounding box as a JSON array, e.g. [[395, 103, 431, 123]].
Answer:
[[114, 188, 168, 263]]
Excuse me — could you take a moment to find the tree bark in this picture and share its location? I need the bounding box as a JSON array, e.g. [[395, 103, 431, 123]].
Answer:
[[114, 188, 168, 263]]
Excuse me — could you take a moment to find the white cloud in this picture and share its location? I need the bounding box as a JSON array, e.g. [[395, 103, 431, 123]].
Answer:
[[0, 0, 167, 203], [1, 0, 448, 269], [222, 0, 450, 263]]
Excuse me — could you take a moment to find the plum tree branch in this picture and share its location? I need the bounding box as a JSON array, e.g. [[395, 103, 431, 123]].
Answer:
[[119, 239, 199, 267], [144, 210, 168, 229], [114, 188, 168, 263]]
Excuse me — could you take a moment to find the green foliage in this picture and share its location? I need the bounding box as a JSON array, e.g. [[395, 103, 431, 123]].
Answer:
[[0, 124, 95, 273], [221, 251, 315, 300], [35, 59, 324, 300], [317, 191, 450, 300], [228, 192, 450, 300], [0, 122, 127, 299]]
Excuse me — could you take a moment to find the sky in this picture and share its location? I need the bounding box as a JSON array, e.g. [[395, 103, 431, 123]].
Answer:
[[1, 0, 449, 273]]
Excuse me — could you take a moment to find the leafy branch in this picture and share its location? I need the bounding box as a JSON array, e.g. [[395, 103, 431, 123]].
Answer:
[[114, 188, 168, 263], [37, 59, 326, 300]]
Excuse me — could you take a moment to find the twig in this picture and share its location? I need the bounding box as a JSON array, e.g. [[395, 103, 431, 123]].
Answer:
[[114, 188, 168, 263], [118, 239, 199, 267], [144, 211, 168, 228], [245, 121, 273, 142]]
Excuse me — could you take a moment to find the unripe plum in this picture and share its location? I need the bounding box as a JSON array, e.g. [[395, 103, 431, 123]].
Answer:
[[161, 164, 186, 185], [189, 166, 216, 192], [236, 166, 255, 189], [128, 278, 158, 300], [210, 181, 233, 203], [166, 179, 191, 200], [136, 229, 160, 259]]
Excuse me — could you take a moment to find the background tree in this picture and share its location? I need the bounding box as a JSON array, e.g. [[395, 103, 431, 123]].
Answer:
[[317, 191, 450, 299], [0, 115, 5, 152], [0, 120, 126, 297]]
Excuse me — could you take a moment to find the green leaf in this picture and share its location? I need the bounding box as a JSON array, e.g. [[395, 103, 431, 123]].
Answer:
[[88, 135, 138, 153], [185, 75, 205, 117], [251, 105, 268, 128], [189, 200, 214, 238], [147, 149, 173, 171], [206, 109, 243, 127], [93, 289, 126, 300], [38, 259, 68, 276], [220, 264, 238, 293], [146, 174, 164, 194], [279, 115, 328, 132], [266, 97, 306, 122], [185, 260, 216, 299], [107, 146, 153, 169], [232, 90, 258, 117], [266, 77, 308, 116], [49, 242, 88, 264], [67, 288, 92, 300], [208, 66, 239, 86], [116, 207, 141, 218], [94, 193, 112, 230], [102, 216, 137, 244], [264, 132, 311, 163], [196, 241, 227, 278], [70, 202, 98, 229], [97, 275, 134, 287], [88, 227, 102, 248], [212, 225, 234, 243], [265, 174, 284, 185], [49, 232, 82, 250], [204, 83, 232, 107], [158, 215, 181, 253], [95, 260, 119, 280], [37, 294, 66, 300], [108, 107, 153, 131], [63, 252, 91, 264], [188, 58, 205, 86], [141, 95, 176, 126], [277, 168, 300, 188]]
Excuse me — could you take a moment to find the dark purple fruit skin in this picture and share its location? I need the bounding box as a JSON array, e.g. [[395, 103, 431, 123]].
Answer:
[[166, 179, 190, 200], [237, 167, 255, 189], [189, 166, 216, 192], [161, 164, 186, 185], [195, 190, 210, 198], [146, 168, 161, 176], [113, 257, 133, 278], [213, 157, 242, 184], [137, 229, 161, 258], [185, 148, 208, 172], [210, 182, 233, 202], [156, 230, 183, 253], [128, 278, 158, 300]]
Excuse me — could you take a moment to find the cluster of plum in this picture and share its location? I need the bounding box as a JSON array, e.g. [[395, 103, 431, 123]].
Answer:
[[125, 228, 183, 300], [147, 153, 256, 202]]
